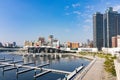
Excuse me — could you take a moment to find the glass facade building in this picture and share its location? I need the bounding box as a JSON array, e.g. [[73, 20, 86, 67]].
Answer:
[[93, 12, 103, 50], [103, 7, 120, 48], [93, 7, 120, 50]]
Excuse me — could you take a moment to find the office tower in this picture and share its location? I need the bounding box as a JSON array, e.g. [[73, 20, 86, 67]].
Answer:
[[103, 7, 120, 48], [93, 7, 120, 50], [93, 12, 103, 50]]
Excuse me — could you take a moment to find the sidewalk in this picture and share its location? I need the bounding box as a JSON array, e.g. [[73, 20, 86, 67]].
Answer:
[[75, 57, 104, 80]]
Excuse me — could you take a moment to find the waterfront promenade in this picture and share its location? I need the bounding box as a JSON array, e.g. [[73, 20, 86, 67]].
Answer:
[[82, 58, 104, 80], [74, 56, 104, 80]]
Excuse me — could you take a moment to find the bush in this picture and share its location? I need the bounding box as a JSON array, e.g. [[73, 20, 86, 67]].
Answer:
[[104, 56, 116, 76]]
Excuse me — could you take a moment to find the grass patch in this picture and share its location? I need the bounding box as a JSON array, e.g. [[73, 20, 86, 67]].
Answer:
[[104, 55, 116, 76]]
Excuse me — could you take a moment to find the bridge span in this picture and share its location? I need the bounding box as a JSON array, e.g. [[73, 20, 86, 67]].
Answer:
[[0, 47, 76, 53]]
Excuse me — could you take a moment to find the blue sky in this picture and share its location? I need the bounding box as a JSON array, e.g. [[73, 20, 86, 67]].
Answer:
[[0, 0, 120, 45]]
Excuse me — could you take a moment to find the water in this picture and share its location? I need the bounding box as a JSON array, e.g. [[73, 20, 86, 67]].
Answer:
[[0, 52, 90, 80]]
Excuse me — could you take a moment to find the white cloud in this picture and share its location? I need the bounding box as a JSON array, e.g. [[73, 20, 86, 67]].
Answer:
[[65, 11, 81, 16], [84, 19, 92, 23], [72, 3, 80, 8], [86, 5, 94, 11], [113, 5, 120, 11], [81, 13, 91, 18], [65, 6, 69, 10], [73, 11, 81, 15]]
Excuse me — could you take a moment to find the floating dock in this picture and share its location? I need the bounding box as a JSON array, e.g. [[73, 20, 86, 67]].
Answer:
[[10, 61, 23, 64], [0, 59, 13, 62], [37, 63, 50, 67], [0, 57, 73, 79], [65, 66, 84, 80], [3, 67, 17, 72], [34, 70, 51, 78], [17, 68, 35, 74]]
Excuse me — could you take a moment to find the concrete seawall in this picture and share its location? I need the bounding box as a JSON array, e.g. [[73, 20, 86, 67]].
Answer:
[[74, 58, 96, 80]]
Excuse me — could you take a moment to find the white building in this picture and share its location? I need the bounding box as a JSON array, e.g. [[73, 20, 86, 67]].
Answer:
[[77, 48, 98, 52], [52, 40, 60, 48], [102, 47, 120, 56]]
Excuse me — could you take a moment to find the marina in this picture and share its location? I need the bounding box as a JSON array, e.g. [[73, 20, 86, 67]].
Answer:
[[0, 52, 90, 80]]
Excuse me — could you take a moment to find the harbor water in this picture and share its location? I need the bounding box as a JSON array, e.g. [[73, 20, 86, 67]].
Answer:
[[0, 52, 90, 80]]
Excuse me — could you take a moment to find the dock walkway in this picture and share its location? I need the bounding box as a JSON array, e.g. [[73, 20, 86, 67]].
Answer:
[[0, 61, 71, 75], [75, 57, 104, 80]]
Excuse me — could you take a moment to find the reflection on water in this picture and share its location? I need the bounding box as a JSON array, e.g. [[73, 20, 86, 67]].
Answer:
[[0, 52, 90, 80]]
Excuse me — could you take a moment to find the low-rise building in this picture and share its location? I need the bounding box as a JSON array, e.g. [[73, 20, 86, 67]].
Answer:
[[102, 47, 120, 56], [112, 35, 120, 47], [78, 48, 98, 52], [67, 42, 79, 49], [53, 40, 60, 48]]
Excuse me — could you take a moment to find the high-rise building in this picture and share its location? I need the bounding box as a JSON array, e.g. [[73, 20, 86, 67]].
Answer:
[[93, 12, 103, 50], [93, 7, 120, 50], [103, 7, 120, 48]]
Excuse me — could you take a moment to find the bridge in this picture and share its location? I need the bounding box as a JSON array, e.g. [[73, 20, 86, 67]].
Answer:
[[0, 46, 76, 53], [0, 48, 27, 52], [27, 46, 74, 53]]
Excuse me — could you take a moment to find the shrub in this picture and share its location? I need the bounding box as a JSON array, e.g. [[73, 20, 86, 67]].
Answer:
[[104, 56, 116, 76]]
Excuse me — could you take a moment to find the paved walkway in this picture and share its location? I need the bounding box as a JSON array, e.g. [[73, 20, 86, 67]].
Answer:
[[75, 57, 104, 80]]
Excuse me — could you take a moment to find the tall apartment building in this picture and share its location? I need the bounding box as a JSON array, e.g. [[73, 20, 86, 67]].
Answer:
[[93, 7, 120, 50], [93, 12, 103, 50]]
